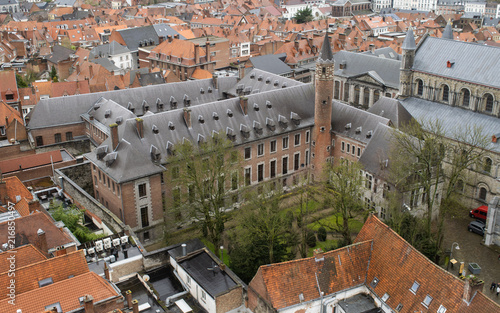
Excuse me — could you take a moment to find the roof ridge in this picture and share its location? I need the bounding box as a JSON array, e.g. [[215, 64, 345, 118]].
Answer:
[[0, 250, 86, 275]]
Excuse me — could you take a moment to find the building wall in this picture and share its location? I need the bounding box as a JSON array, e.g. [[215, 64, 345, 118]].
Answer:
[[30, 123, 86, 147], [216, 286, 243, 313]]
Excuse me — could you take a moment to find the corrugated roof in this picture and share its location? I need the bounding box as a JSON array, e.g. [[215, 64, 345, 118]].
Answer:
[[414, 36, 500, 88]]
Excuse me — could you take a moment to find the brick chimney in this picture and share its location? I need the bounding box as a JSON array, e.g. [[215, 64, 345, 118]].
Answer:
[[0, 180, 6, 204], [76, 62, 80, 74], [89, 64, 94, 78], [463, 277, 484, 303], [238, 64, 245, 80], [183, 108, 192, 128], [239, 96, 248, 115], [206, 40, 211, 62], [212, 74, 218, 90], [36, 228, 48, 256], [294, 40, 299, 51], [167, 35, 173, 42], [125, 290, 132, 308], [132, 299, 139, 313], [104, 262, 110, 281], [110, 123, 119, 150], [135, 118, 144, 138], [194, 44, 200, 64], [83, 295, 95, 313]]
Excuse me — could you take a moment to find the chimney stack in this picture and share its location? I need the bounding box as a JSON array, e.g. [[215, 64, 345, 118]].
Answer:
[[238, 64, 245, 81], [37, 229, 48, 256], [83, 295, 95, 313], [212, 74, 218, 90], [194, 44, 200, 64], [110, 123, 119, 150], [239, 97, 248, 115], [183, 108, 192, 128], [125, 290, 132, 308], [89, 64, 94, 78], [104, 262, 111, 281], [294, 40, 299, 51], [167, 35, 173, 42], [76, 62, 80, 74], [205, 41, 211, 62], [463, 277, 484, 303], [181, 243, 187, 256], [135, 118, 144, 138], [132, 299, 139, 313]]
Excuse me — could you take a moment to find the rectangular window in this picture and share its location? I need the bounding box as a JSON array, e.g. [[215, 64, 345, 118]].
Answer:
[[138, 183, 147, 198], [231, 172, 238, 190], [188, 184, 195, 203], [352, 145, 355, 155], [305, 150, 310, 165], [112, 181, 115, 193], [422, 295, 433, 307], [294, 153, 300, 171], [107, 177, 110, 188], [410, 281, 420, 293], [258, 143, 264, 156], [98, 170, 101, 182], [245, 147, 251, 160], [341, 141, 345, 151], [201, 290, 206, 301], [357, 147, 361, 157], [294, 133, 301, 146], [282, 157, 288, 175], [36, 136, 44, 146], [245, 167, 251, 186], [140, 206, 149, 227], [65, 132, 73, 141], [270, 140, 277, 153], [186, 275, 191, 286], [365, 174, 372, 190], [270, 160, 276, 178], [173, 188, 181, 207], [305, 130, 310, 143], [258, 164, 264, 182], [54, 133, 62, 143], [282, 136, 289, 150], [347, 143, 350, 153]]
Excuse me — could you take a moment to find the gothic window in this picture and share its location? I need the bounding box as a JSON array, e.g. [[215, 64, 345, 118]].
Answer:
[[461, 88, 470, 107], [484, 93, 493, 113], [374, 90, 380, 103], [442, 85, 449, 102], [478, 187, 487, 201], [483, 157, 492, 173], [416, 79, 423, 96], [334, 81, 340, 99]]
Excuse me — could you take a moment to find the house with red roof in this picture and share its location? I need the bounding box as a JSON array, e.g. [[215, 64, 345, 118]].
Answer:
[[0, 71, 19, 108], [248, 215, 500, 313]]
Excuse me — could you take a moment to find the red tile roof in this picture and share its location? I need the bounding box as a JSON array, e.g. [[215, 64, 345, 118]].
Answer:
[[0, 272, 120, 312], [0, 71, 19, 103], [0, 245, 46, 273], [0, 250, 89, 300], [0, 150, 63, 174], [0, 176, 33, 203], [0, 100, 22, 128]]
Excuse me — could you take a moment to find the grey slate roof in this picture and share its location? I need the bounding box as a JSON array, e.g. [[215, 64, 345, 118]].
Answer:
[[86, 82, 315, 183], [117, 26, 159, 52], [90, 58, 120, 72], [402, 28, 416, 50], [358, 123, 395, 181], [319, 33, 334, 62], [0, 0, 18, 4], [135, 72, 166, 86], [86, 97, 137, 128], [333, 51, 401, 88], [152, 24, 185, 40], [89, 41, 131, 59], [331, 100, 391, 144], [442, 22, 453, 40], [367, 96, 414, 128], [248, 53, 292, 75], [361, 47, 400, 60], [47, 45, 74, 64], [413, 36, 500, 88], [28, 79, 221, 129], [225, 68, 303, 97], [401, 97, 500, 153], [54, 0, 76, 6]]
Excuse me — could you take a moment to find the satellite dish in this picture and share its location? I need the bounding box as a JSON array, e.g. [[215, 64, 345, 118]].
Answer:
[[143, 275, 150, 282]]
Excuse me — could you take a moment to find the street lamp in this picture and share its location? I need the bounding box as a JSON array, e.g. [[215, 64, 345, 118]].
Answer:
[[447, 242, 460, 270]]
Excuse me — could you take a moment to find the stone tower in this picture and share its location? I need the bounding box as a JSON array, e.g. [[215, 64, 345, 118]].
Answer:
[[399, 28, 416, 98], [312, 32, 334, 176]]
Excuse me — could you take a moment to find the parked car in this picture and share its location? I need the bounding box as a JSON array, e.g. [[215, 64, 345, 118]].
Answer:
[[469, 205, 488, 222], [468, 220, 485, 236]]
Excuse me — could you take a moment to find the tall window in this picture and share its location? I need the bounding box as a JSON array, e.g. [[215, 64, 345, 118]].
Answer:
[[282, 136, 289, 149], [305, 150, 310, 165], [354, 85, 360, 104], [442, 85, 449, 102], [258, 164, 264, 182], [294, 133, 301, 146], [36, 136, 43, 146], [245, 147, 251, 159], [294, 153, 300, 171], [258, 143, 264, 156], [54, 133, 62, 143], [334, 81, 340, 99], [305, 130, 310, 143], [484, 93, 493, 113], [138, 183, 147, 198], [282, 157, 288, 175], [231, 173, 238, 190], [65, 132, 73, 141], [140, 206, 149, 227], [344, 83, 349, 101], [416, 79, 423, 96], [270, 160, 276, 178], [270, 140, 277, 153], [172, 188, 181, 207], [462, 88, 470, 107], [245, 168, 251, 186], [374, 90, 380, 103]]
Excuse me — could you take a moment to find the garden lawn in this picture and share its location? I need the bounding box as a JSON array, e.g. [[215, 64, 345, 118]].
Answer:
[[307, 213, 364, 233]]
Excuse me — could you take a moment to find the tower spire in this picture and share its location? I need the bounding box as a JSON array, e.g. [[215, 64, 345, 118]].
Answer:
[[319, 31, 333, 62], [442, 20, 453, 40], [402, 27, 416, 51]]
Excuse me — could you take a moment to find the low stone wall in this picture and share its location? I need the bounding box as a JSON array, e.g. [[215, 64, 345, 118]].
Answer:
[[110, 255, 144, 283]]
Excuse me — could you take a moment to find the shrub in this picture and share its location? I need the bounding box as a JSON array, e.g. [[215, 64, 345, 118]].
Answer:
[[306, 230, 316, 247], [317, 226, 327, 241]]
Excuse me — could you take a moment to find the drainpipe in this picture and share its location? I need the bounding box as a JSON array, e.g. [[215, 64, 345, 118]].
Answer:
[[166, 269, 190, 306]]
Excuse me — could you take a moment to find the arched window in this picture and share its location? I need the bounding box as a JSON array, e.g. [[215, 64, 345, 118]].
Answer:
[[334, 81, 340, 99], [354, 86, 360, 104], [385, 92, 392, 98], [478, 187, 487, 201], [344, 83, 349, 101], [416, 79, 423, 96], [442, 85, 449, 102], [484, 93, 493, 113], [374, 90, 380, 103], [483, 157, 492, 173], [462, 88, 470, 107]]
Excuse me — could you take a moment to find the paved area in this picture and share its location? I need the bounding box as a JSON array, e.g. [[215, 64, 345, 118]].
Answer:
[[442, 215, 500, 305]]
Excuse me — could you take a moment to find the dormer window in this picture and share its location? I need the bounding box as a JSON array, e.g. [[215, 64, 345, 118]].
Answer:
[[198, 115, 205, 124], [266, 100, 272, 108], [104, 109, 111, 118], [253, 103, 259, 111], [227, 109, 233, 117], [422, 295, 433, 308], [152, 125, 159, 134], [410, 281, 420, 294]]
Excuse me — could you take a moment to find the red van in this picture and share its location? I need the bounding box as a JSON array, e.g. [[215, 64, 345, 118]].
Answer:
[[470, 205, 488, 221]]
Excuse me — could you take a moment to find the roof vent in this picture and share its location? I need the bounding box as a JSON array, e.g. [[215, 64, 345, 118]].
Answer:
[[213, 112, 219, 120], [200, 88, 205, 94], [227, 109, 233, 117], [104, 152, 117, 166], [253, 103, 259, 111], [168, 121, 175, 130], [278, 115, 288, 128], [290, 112, 301, 126], [266, 100, 272, 108], [274, 80, 279, 86], [152, 125, 159, 134], [265, 77, 271, 84], [198, 115, 205, 124], [366, 130, 373, 138], [299, 293, 304, 302], [96, 145, 108, 160], [266, 118, 276, 131], [104, 109, 111, 118], [240, 124, 250, 139], [356, 126, 362, 134], [150, 145, 161, 162], [345, 123, 351, 130], [226, 127, 236, 141], [236, 84, 244, 93], [115, 116, 123, 125], [243, 86, 252, 95], [446, 60, 455, 68], [183, 94, 190, 107]]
